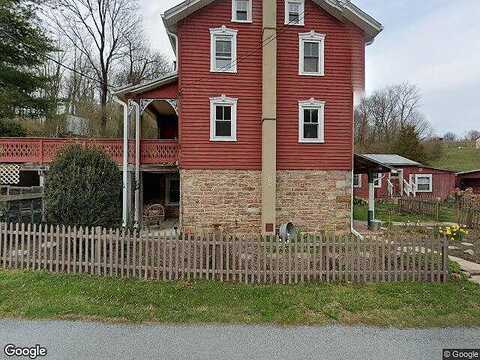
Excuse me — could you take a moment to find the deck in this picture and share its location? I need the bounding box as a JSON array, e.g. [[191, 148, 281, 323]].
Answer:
[[0, 138, 179, 166]]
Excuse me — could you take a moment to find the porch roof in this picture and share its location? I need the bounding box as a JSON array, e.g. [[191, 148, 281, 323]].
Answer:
[[354, 154, 393, 174], [113, 72, 178, 98]]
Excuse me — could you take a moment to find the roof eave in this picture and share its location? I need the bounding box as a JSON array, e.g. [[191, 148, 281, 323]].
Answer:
[[343, 1, 383, 44], [113, 72, 179, 98], [163, 0, 383, 44]]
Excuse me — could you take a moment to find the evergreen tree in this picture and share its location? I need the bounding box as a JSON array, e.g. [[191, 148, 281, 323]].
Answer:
[[0, 0, 54, 119], [391, 124, 427, 163]]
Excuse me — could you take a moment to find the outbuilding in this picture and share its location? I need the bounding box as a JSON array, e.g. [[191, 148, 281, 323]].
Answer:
[[457, 170, 480, 194], [354, 154, 456, 200]]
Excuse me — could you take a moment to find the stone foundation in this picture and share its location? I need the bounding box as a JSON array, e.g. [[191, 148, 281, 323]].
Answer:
[[276, 170, 352, 234], [180, 170, 262, 234], [180, 169, 352, 234]]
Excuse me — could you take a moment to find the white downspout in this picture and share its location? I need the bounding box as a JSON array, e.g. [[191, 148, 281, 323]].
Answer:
[[114, 96, 129, 227], [166, 31, 179, 71], [131, 101, 141, 228]]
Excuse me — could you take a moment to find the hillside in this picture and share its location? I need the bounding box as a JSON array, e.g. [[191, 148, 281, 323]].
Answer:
[[427, 141, 480, 172]]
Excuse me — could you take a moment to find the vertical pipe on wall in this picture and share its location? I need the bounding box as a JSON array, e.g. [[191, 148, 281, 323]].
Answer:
[[131, 101, 141, 228], [114, 97, 129, 227], [261, 0, 277, 235], [368, 170, 375, 229]]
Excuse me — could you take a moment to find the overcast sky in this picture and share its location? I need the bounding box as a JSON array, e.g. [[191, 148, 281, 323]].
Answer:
[[139, 0, 480, 136]]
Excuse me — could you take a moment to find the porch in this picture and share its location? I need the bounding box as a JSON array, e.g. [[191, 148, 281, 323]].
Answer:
[[0, 138, 179, 166]]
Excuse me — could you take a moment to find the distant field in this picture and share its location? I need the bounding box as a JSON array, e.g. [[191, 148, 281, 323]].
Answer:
[[427, 141, 480, 172]]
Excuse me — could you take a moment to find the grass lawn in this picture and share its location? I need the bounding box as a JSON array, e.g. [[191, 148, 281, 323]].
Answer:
[[353, 202, 457, 223], [427, 141, 480, 172], [0, 270, 479, 328]]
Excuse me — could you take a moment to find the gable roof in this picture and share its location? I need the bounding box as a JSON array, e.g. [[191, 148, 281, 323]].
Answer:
[[162, 0, 383, 45], [361, 154, 423, 167]]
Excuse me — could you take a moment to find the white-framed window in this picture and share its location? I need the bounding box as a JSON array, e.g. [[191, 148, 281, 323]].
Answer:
[[415, 174, 433, 193], [285, 0, 304, 25], [210, 26, 238, 73], [373, 173, 382, 188], [299, 31, 325, 76], [353, 174, 362, 188], [165, 175, 180, 206], [210, 95, 238, 142], [232, 0, 252, 23], [298, 98, 325, 143]]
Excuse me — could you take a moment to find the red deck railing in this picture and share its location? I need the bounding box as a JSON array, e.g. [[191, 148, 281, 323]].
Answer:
[[0, 138, 179, 166]]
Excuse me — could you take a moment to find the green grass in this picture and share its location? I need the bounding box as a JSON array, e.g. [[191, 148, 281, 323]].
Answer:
[[0, 270, 479, 328], [353, 202, 456, 223], [427, 141, 480, 172]]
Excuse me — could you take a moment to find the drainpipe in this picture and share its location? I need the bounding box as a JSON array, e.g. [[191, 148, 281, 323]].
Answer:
[[166, 31, 179, 71], [131, 101, 141, 228], [261, 0, 277, 235], [368, 170, 375, 229], [114, 96, 129, 227]]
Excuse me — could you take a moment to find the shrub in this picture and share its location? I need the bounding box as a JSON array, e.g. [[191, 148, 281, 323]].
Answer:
[[0, 119, 27, 137], [44, 145, 122, 228]]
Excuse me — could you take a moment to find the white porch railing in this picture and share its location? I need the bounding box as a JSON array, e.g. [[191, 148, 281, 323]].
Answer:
[[403, 179, 417, 197]]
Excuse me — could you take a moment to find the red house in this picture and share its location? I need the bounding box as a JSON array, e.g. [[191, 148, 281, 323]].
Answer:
[[0, 0, 383, 234], [353, 154, 457, 200]]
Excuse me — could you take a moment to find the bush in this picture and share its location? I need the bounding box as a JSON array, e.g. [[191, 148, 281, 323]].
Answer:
[[44, 145, 122, 228], [0, 119, 27, 137]]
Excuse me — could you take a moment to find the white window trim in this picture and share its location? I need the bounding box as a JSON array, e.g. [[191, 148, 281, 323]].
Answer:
[[414, 174, 433, 193], [374, 173, 382, 188], [353, 174, 362, 188], [285, 0, 305, 26], [210, 26, 238, 73], [298, 98, 325, 144], [165, 175, 180, 206], [232, 0, 252, 23], [210, 95, 238, 142], [299, 31, 325, 76]]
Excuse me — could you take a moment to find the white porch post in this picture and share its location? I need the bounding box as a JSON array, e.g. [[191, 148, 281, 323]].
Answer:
[[114, 97, 129, 227], [131, 101, 141, 228]]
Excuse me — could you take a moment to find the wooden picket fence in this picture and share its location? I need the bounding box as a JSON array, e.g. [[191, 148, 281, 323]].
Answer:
[[457, 202, 480, 231], [0, 223, 449, 284], [398, 197, 441, 221]]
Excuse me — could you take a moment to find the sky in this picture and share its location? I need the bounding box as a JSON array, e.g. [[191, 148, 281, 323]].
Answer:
[[139, 0, 480, 136]]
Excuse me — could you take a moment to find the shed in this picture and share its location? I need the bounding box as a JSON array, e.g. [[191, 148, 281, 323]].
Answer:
[[354, 154, 456, 200], [457, 170, 480, 194]]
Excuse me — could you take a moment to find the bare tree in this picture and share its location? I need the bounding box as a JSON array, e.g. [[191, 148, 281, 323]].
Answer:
[[114, 31, 172, 86], [355, 83, 432, 154], [443, 132, 457, 142], [465, 130, 480, 142], [47, 0, 139, 133]]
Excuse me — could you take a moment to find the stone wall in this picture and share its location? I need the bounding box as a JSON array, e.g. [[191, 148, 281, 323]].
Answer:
[[180, 170, 262, 234], [180, 169, 352, 234], [276, 170, 352, 234]]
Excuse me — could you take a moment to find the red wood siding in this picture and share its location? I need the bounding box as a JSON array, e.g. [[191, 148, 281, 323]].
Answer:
[[176, 0, 366, 170], [276, 0, 365, 170], [177, 0, 263, 169], [135, 81, 179, 99], [354, 166, 456, 200]]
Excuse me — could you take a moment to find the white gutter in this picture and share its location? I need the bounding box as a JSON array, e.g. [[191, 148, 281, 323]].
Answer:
[[114, 96, 129, 227]]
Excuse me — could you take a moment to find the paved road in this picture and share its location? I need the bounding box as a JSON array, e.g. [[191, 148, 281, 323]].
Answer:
[[0, 320, 478, 360]]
